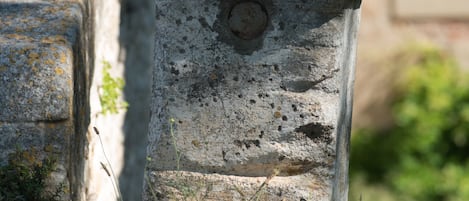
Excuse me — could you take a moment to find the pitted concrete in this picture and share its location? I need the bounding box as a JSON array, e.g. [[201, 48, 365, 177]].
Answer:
[[146, 0, 361, 200]]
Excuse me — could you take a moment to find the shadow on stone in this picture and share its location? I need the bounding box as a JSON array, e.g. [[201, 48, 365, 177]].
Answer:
[[117, 0, 154, 200]]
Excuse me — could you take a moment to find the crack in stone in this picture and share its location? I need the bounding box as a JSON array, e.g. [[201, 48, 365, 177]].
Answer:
[[280, 69, 339, 92]]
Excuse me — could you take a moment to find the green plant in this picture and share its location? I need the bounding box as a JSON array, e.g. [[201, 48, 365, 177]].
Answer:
[[0, 147, 63, 201], [99, 61, 128, 115], [350, 45, 469, 201], [167, 118, 202, 200], [144, 156, 159, 200], [169, 118, 181, 172], [248, 168, 279, 201], [94, 61, 125, 200], [146, 118, 210, 201], [93, 127, 123, 201]]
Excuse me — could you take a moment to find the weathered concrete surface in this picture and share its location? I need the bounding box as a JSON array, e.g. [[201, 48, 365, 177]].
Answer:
[[0, 1, 91, 200], [146, 0, 361, 200]]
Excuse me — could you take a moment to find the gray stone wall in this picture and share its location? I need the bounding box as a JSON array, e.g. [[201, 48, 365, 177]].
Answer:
[[0, 0, 126, 200], [0, 1, 92, 200], [0, 0, 360, 200]]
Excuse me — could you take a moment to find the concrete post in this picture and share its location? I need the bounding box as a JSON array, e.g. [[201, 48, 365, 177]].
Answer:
[[146, 0, 361, 200]]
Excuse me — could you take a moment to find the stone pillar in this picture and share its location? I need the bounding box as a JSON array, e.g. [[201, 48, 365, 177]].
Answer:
[[0, 1, 92, 200], [146, 0, 361, 200], [118, 0, 154, 200]]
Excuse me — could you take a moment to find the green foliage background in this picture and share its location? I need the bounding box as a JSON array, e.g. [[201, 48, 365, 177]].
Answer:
[[350, 45, 469, 201]]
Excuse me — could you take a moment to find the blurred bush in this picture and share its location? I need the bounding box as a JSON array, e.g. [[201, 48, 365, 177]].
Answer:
[[350, 45, 469, 201]]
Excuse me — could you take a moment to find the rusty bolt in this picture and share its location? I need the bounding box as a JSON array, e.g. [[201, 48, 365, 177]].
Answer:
[[228, 1, 268, 40]]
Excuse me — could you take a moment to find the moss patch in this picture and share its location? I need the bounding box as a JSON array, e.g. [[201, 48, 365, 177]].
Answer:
[[0, 147, 64, 201]]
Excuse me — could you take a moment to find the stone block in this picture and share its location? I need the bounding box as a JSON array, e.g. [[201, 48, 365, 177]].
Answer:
[[0, 2, 84, 200], [146, 0, 360, 200], [0, 121, 71, 167], [0, 43, 73, 121], [0, 2, 80, 122]]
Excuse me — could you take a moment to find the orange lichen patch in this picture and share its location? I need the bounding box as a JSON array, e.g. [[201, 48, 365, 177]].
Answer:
[[41, 35, 67, 44], [55, 36, 68, 44], [28, 52, 40, 65], [44, 59, 54, 65], [28, 52, 39, 59], [55, 67, 64, 75], [23, 25, 35, 33], [41, 51, 49, 58], [2, 20, 12, 26], [46, 123, 57, 129], [5, 33, 33, 42], [59, 52, 68, 63], [47, 85, 56, 92], [41, 35, 68, 44], [192, 140, 201, 148], [37, 17, 48, 24], [62, 187, 70, 194], [19, 18, 30, 24], [20, 148, 40, 166], [57, 95, 63, 100], [44, 144, 54, 153], [31, 66, 39, 73], [274, 111, 282, 118], [46, 112, 52, 119], [8, 55, 16, 64], [209, 73, 218, 80], [42, 6, 61, 14]]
